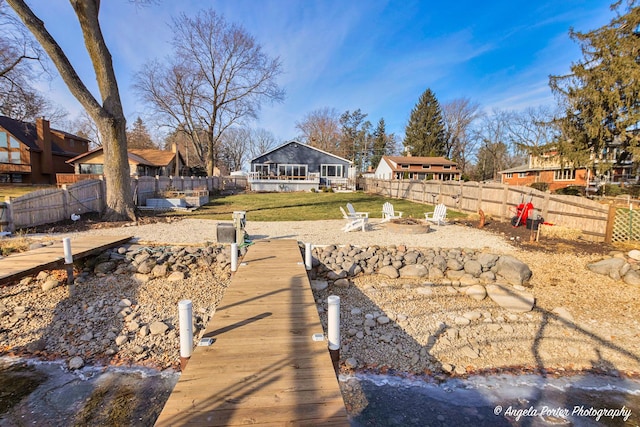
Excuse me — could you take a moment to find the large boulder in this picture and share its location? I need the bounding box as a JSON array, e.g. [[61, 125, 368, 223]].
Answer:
[[486, 284, 535, 313], [587, 258, 626, 276], [399, 264, 428, 278], [495, 255, 532, 286]]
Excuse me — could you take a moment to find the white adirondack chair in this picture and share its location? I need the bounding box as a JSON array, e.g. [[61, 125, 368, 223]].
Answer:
[[381, 202, 403, 223], [346, 203, 369, 219], [340, 206, 367, 232], [425, 203, 447, 225]]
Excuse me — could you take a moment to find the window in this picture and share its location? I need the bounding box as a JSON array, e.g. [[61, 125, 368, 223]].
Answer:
[[554, 169, 576, 181], [321, 164, 343, 178], [401, 164, 409, 169], [0, 132, 22, 164], [505, 173, 513, 178], [79, 163, 104, 174], [277, 164, 307, 179], [518, 172, 527, 178], [422, 164, 431, 169], [253, 164, 271, 177], [443, 165, 451, 170]]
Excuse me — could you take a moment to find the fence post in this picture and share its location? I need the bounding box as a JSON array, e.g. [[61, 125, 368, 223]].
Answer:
[[541, 190, 551, 221], [604, 202, 617, 244], [61, 184, 71, 219], [476, 182, 483, 213], [1, 197, 13, 233]]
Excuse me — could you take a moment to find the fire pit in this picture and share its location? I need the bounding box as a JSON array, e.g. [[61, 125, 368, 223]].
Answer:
[[385, 218, 431, 234]]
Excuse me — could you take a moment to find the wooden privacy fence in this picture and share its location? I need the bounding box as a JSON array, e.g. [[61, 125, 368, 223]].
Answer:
[[0, 175, 243, 232], [361, 178, 615, 242]]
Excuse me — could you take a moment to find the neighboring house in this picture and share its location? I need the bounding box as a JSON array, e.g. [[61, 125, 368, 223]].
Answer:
[[66, 145, 185, 178], [0, 116, 90, 184], [249, 140, 354, 191], [500, 150, 588, 191], [374, 155, 461, 181]]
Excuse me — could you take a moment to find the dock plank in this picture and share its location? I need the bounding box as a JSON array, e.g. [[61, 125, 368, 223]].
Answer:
[[154, 239, 348, 426], [0, 235, 132, 285]]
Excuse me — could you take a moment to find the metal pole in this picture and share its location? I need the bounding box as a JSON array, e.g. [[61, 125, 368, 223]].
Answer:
[[231, 242, 238, 272], [305, 242, 312, 271], [62, 237, 74, 296], [179, 299, 193, 370], [328, 295, 340, 371]]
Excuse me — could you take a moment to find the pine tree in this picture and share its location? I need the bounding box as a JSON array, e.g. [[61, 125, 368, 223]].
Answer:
[[550, 1, 640, 156], [127, 117, 157, 149], [403, 88, 447, 157], [371, 118, 388, 169]]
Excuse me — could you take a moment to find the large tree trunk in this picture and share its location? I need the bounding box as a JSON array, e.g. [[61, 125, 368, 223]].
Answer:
[[7, 0, 136, 221]]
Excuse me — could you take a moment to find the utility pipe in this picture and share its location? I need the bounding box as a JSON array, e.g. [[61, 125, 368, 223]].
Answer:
[[62, 237, 74, 296], [327, 295, 340, 371], [179, 299, 193, 370], [231, 242, 238, 272], [305, 242, 312, 271]]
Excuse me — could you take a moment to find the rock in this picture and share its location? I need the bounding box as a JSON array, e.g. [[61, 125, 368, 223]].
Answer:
[[345, 358, 358, 369], [115, 335, 128, 346], [29, 242, 44, 250], [151, 263, 168, 278], [378, 265, 399, 279], [41, 279, 59, 292], [133, 273, 151, 283], [623, 269, 640, 286], [119, 299, 132, 307], [351, 308, 362, 315], [466, 285, 486, 301], [463, 260, 483, 277], [399, 264, 428, 278], [167, 271, 185, 281], [68, 356, 84, 370], [311, 280, 328, 291], [333, 278, 350, 288], [460, 345, 479, 359], [454, 316, 471, 326], [495, 255, 532, 286], [376, 316, 390, 325], [486, 284, 535, 313], [416, 286, 433, 296], [587, 258, 626, 276], [463, 311, 482, 321], [327, 270, 347, 280], [94, 261, 117, 274], [149, 321, 169, 335], [628, 249, 640, 261]]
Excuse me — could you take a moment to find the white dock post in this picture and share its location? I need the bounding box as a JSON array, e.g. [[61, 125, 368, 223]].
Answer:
[[231, 242, 238, 272], [62, 237, 75, 296], [304, 242, 312, 270], [179, 299, 193, 370], [327, 295, 340, 371]]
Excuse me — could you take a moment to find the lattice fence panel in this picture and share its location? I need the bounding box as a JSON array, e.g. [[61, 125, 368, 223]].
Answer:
[[612, 208, 640, 242]]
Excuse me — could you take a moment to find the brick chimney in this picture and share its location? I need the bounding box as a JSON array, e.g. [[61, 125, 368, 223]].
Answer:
[[36, 117, 53, 174]]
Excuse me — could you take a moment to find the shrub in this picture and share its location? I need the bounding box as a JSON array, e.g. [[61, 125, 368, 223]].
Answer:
[[597, 184, 624, 197], [529, 182, 549, 192], [555, 185, 585, 196]]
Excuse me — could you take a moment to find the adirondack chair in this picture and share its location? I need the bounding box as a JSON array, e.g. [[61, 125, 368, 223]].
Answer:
[[381, 202, 403, 223], [340, 206, 367, 232], [425, 203, 447, 225], [346, 203, 369, 219]]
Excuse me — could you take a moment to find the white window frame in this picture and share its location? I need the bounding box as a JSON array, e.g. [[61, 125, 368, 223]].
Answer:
[[278, 164, 307, 178], [554, 169, 576, 181], [320, 164, 343, 178], [253, 163, 271, 177], [518, 172, 527, 178]]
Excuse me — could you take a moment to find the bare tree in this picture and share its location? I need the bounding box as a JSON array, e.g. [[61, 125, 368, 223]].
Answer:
[[0, 0, 65, 121], [248, 127, 278, 159], [220, 127, 250, 172], [471, 111, 520, 181], [7, 0, 135, 221], [134, 9, 284, 176], [503, 106, 560, 155], [442, 98, 483, 175], [295, 107, 341, 152], [68, 110, 102, 148]]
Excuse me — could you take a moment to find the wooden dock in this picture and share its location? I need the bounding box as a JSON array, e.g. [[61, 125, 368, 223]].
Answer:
[[155, 239, 349, 426], [0, 235, 132, 285]]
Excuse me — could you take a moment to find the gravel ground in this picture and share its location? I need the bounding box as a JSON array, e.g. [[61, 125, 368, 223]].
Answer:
[[5, 217, 640, 379], [54, 217, 518, 253]]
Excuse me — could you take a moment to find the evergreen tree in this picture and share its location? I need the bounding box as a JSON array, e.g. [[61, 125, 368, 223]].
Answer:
[[371, 118, 388, 169], [403, 88, 447, 157], [127, 117, 157, 149], [339, 109, 371, 171], [550, 1, 640, 157]]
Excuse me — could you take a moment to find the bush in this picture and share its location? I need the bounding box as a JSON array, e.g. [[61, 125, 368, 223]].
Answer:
[[529, 182, 549, 192], [555, 185, 585, 196], [597, 184, 624, 197]]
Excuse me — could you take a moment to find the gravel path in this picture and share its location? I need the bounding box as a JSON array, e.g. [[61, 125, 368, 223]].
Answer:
[[53, 218, 518, 253]]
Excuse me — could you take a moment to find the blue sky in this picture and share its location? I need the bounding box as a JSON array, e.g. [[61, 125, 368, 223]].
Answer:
[[29, 0, 613, 143]]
